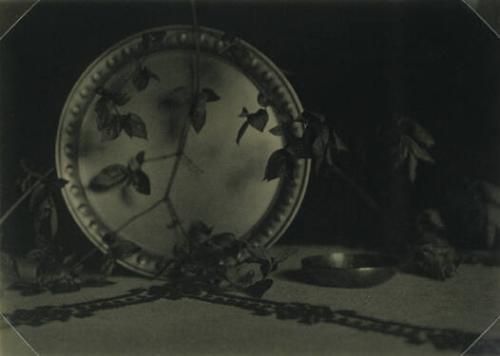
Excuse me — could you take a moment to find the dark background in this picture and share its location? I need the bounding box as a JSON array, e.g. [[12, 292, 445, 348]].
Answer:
[[1, 0, 499, 254]]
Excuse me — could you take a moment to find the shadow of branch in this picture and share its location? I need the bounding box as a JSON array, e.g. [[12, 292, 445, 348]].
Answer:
[[4, 283, 485, 353]]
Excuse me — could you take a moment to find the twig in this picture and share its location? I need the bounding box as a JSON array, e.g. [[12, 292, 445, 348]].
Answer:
[[164, 124, 190, 199], [69, 248, 99, 273], [329, 163, 381, 214], [165, 197, 188, 238], [0, 168, 54, 228], [181, 153, 204, 174], [143, 152, 178, 163], [115, 198, 164, 233], [115, 2, 203, 234], [20, 160, 44, 180]]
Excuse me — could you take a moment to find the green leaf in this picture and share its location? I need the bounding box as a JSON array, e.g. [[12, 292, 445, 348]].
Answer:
[[135, 151, 145, 165], [239, 107, 249, 118], [226, 263, 263, 288], [110, 92, 131, 107], [408, 136, 434, 163], [89, 165, 129, 192], [132, 67, 150, 91], [131, 169, 151, 195], [100, 255, 116, 276], [311, 127, 330, 159], [190, 94, 207, 133], [211, 233, 236, 249], [132, 66, 160, 91], [122, 113, 148, 139], [401, 117, 435, 148], [244, 279, 273, 298], [127, 151, 146, 172], [48, 196, 58, 238], [139, 31, 165, 52], [269, 125, 284, 136], [247, 109, 269, 132], [264, 149, 290, 181], [188, 221, 213, 245], [260, 257, 278, 278], [150, 30, 166, 42], [257, 92, 271, 107], [393, 137, 409, 170], [95, 87, 130, 106], [221, 32, 239, 45], [95, 97, 112, 130], [50, 178, 69, 190], [99, 115, 122, 142], [236, 121, 250, 145], [331, 129, 348, 152], [301, 110, 326, 125], [201, 88, 220, 102], [103, 233, 117, 245], [408, 153, 418, 183]]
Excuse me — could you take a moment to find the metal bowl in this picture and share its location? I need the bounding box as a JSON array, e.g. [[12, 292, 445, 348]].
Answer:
[[301, 252, 397, 288]]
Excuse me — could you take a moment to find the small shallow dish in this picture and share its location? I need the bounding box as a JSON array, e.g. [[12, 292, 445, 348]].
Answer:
[[301, 252, 397, 288]]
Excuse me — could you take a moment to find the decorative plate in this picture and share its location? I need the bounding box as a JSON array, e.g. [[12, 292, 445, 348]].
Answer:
[[56, 25, 310, 277]]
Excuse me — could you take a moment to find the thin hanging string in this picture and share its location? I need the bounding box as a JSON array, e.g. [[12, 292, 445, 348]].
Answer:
[[190, 0, 201, 95]]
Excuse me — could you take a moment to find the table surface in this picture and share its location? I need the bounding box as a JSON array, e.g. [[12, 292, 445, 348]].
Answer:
[[1, 245, 500, 356]]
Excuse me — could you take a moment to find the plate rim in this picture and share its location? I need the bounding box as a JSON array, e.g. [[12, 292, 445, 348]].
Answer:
[[55, 25, 311, 277]]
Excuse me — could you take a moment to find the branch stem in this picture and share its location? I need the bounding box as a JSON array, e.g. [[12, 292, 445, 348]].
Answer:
[[144, 152, 178, 163], [115, 198, 164, 233], [0, 168, 54, 228], [113, 2, 203, 237], [181, 153, 204, 174], [165, 197, 188, 238], [69, 248, 99, 273], [329, 163, 381, 214]]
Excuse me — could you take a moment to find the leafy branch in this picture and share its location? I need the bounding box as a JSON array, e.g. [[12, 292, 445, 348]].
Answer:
[[0, 167, 55, 228], [89, 151, 151, 195], [264, 110, 381, 213], [237, 107, 269, 144], [131, 32, 163, 91], [383, 116, 435, 182], [94, 87, 147, 142], [159, 220, 285, 298]]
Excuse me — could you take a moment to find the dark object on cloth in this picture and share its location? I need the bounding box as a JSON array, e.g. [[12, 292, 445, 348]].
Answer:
[[301, 252, 397, 288], [408, 209, 460, 280], [412, 236, 461, 280]]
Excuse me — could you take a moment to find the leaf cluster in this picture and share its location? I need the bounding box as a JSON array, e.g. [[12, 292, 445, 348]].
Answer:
[[383, 117, 435, 182], [131, 31, 164, 91], [12, 167, 114, 295], [98, 233, 142, 276], [161, 86, 220, 134], [218, 32, 250, 60], [237, 107, 269, 144], [95, 87, 148, 141], [264, 110, 348, 180], [161, 221, 282, 298], [89, 151, 151, 195]]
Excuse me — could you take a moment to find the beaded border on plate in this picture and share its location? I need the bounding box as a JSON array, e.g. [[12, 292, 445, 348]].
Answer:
[[56, 26, 311, 277]]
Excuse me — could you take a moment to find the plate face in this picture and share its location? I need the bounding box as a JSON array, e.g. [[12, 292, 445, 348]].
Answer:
[[56, 26, 310, 276]]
